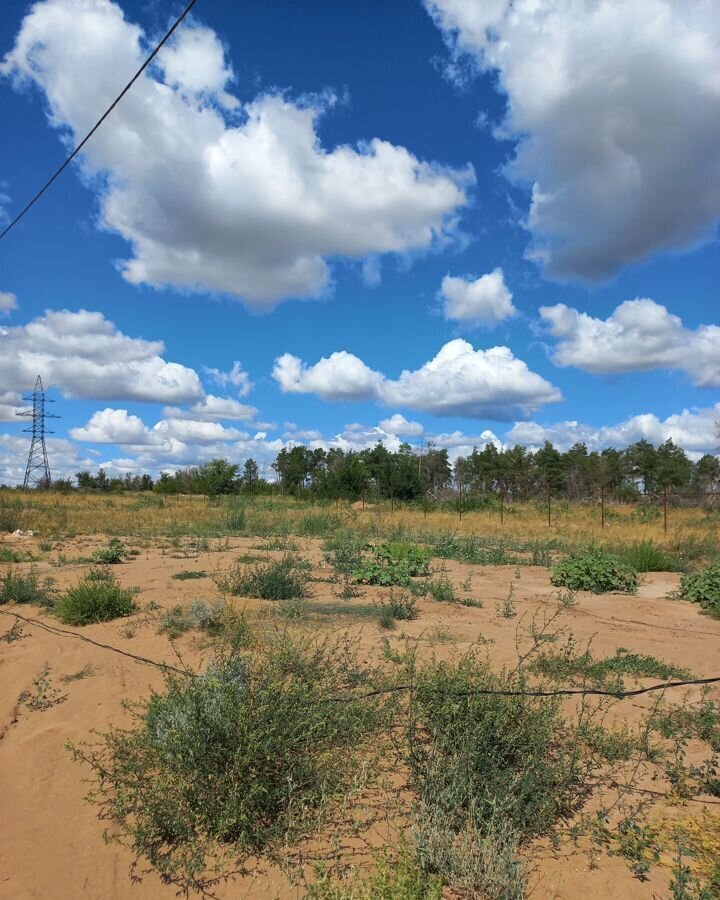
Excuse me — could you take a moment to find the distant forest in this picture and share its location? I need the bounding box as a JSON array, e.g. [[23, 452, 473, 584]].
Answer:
[[55, 437, 720, 503]]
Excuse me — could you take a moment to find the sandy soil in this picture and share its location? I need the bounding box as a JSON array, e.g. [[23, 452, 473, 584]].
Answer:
[[1, 534, 719, 899]]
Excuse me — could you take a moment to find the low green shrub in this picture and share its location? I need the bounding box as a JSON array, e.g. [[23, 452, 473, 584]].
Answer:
[[70, 634, 388, 895], [378, 589, 419, 627], [406, 652, 590, 841], [428, 573, 455, 604], [678, 559, 720, 617], [402, 650, 596, 896], [92, 538, 127, 565], [0, 566, 54, 606], [214, 554, 310, 601], [158, 599, 226, 639], [171, 570, 206, 581], [353, 543, 431, 587], [551, 548, 638, 593], [55, 568, 135, 625], [530, 642, 689, 688]]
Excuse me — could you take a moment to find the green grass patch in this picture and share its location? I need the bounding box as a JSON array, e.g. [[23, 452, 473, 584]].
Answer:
[[213, 554, 311, 601], [530, 643, 689, 688], [619, 540, 677, 572], [55, 568, 135, 625], [171, 569, 207, 581], [0, 566, 54, 606]]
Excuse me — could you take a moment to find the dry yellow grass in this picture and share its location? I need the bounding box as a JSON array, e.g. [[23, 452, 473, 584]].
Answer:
[[0, 490, 720, 551], [1, 488, 718, 554]]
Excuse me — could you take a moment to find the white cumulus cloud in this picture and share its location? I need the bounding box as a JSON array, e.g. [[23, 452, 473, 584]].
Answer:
[[273, 338, 561, 420], [2, 0, 473, 308], [425, 0, 720, 280], [507, 403, 720, 455], [0, 309, 203, 403], [541, 299, 720, 387], [441, 268, 516, 325], [378, 414, 424, 436]]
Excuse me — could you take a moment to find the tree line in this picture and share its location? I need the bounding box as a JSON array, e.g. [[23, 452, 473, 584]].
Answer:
[[57, 437, 720, 502]]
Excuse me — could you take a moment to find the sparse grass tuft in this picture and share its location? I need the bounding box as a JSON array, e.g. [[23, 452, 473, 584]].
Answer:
[[620, 540, 677, 572], [530, 641, 689, 688], [55, 568, 135, 625], [171, 569, 207, 581], [213, 554, 311, 601], [0, 566, 54, 606]]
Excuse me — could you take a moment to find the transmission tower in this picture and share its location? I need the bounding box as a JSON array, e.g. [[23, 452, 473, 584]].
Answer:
[[17, 376, 59, 489]]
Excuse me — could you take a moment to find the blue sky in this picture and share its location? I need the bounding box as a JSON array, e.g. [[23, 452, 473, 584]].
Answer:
[[0, 0, 718, 483]]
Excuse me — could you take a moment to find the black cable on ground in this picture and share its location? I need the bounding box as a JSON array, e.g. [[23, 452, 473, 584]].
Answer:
[[3, 607, 719, 701]]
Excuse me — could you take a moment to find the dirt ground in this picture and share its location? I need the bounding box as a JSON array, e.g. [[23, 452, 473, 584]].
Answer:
[[1, 533, 719, 900]]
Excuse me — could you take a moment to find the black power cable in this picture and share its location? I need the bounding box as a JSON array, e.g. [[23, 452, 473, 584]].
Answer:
[[0, 0, 198, 242]]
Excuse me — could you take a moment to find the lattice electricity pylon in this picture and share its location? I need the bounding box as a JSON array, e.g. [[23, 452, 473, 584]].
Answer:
[[16, 376, 59, 489]]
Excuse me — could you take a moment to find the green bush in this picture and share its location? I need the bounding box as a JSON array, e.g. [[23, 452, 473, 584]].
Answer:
[[70, 635, 387, 895], [407, 652, 586, 841], [353, 543, 430, 587], [551, 548, 638, 593], [55, 568, 135, 625], [384, 589, 419, 621], [620, 540, 677, 572], [214, 554, 310, 601], [225, 503, 246, 532], [0, 566, 54, 606], [92, 538, 127, 565], [402, 650, 594, 897], [171, 570, 206, 580], [158, 599, 226, 639], [679, 559, 720, 617], [428, 573, 455, 604]]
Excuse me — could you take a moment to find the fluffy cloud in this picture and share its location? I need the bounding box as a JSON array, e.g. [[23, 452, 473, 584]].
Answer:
[[426, 0, 720, 280], [2, 0, 473, 308], [507, 403, 720, 455], [0, 391, 23, 423], [0, 309, 203, 403], [164, 394, 258, 422], [70, 408, 247, 447], [0, 292, 17, 313], [541, 299, 720, 387], [378, 414, 424, 436], [274, 338, 561, 420], [273, 350, 384, 402], [203, 362, 253, 397], [441, 269, 516, 325]]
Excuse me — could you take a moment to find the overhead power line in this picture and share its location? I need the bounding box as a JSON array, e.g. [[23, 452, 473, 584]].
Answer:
[[0, 0, 198, 243]]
